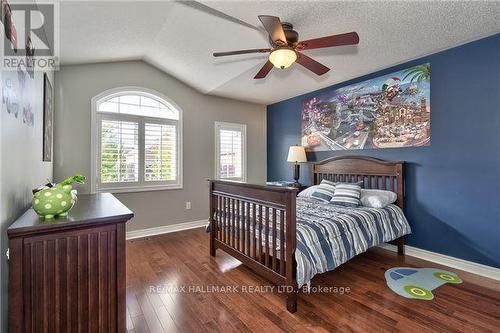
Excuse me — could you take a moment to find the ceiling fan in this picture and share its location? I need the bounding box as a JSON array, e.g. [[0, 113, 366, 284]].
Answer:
[[213, 15, 359, 79]]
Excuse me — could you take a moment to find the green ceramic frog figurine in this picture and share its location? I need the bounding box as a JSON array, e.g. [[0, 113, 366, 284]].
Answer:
[[32, 174, 86, 219]]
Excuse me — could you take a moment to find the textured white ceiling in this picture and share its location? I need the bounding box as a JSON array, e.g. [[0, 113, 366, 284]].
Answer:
[[60, 1, 500, 104]]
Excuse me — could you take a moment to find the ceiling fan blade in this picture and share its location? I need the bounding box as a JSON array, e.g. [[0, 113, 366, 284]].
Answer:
[[258, 15, 287, 45], [254, 60, 274, 79], [213, 48, 271, 57], [179, 1, 260, 32], [295, 52, 330, 76], [297, 32, 359, 50]]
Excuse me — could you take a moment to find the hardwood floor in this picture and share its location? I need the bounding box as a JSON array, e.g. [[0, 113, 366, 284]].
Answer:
[[126, 228, 500, 333]]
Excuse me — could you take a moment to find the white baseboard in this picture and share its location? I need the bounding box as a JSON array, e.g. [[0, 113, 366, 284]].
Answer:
[[126, 219, 207, 240], [379, 244, 500, 281]]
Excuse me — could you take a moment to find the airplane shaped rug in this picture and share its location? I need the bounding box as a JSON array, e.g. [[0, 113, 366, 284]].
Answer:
[[385, 267, 462, 300]]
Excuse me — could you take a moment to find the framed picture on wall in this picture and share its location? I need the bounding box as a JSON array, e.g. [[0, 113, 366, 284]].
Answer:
[[301, 63, 431, 151], [43, 73, 53, 162]]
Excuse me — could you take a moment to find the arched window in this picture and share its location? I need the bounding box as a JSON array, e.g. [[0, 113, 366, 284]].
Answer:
[[91, 87, 182, 193]]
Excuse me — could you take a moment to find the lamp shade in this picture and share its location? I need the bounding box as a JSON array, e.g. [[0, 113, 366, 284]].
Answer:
[[287, 146, 307, 163], [269, 48, 297, 69]]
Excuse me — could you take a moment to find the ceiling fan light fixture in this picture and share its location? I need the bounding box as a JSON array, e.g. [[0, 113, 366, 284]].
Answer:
[[269, 47, 297, 69]]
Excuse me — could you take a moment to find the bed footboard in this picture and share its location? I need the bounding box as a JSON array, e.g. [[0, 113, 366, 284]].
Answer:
[[208, 180, 299, 312]]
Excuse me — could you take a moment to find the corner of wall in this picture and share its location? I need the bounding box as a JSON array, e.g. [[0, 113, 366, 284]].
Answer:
[[1, 68, 54, 333]]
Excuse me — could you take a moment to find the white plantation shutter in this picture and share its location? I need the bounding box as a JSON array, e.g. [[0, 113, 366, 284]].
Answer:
[[93, 89, 182, 192], [219, 129, 242, 178], [100, 120, 139, 183], [144, 123, 177, 181], [215, 122, 246, 182]]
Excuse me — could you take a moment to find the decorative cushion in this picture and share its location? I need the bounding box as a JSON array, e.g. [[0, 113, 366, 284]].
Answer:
[[360, 189, 397, 208], [311, 180, 337, 202], [331, 183, 362, 207]]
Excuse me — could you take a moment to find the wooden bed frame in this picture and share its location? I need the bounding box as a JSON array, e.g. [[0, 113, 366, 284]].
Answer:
[[208, 156, 405, 313]]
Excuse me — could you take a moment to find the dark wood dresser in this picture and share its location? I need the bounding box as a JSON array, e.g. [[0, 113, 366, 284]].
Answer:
[[7, 193, 134, 332]]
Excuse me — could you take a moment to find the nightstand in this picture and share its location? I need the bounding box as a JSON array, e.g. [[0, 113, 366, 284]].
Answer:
[[266, 181, 306, 194]]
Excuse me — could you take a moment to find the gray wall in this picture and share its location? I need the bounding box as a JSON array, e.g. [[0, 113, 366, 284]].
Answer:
[[0, 68, 54, 331], [54, 61, 266, 232]]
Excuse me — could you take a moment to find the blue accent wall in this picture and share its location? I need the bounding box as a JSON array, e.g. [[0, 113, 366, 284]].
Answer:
[[267, 34, 500, 268]]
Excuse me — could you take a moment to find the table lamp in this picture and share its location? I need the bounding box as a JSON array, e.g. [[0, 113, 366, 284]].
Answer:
[[287, 145, 307, 187]]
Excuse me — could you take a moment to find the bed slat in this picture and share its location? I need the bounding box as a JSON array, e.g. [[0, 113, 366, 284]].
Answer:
[[237, 199, 240, 250], [272, 209, 277, 272], [280, 211, 285, 275], [264, 207, 270, 268], [217, 196, 221, 240], [244, 201, 249, 256], [225, 197, 229, 246], [232, 198, 236, 248], [258, 205, 263, 263], [252, 203, 257, 259]]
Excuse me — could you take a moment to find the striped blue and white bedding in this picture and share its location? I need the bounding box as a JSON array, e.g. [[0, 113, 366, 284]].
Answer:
[[209, 197, 411, 287], [294, 197, 411, 287]]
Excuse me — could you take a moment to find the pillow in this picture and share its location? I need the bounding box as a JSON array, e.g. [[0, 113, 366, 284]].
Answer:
[[310, 180, 337, 202], [297, 185, 320, 198], [330, 183, 362, 207], [360, 189, 397, 208]]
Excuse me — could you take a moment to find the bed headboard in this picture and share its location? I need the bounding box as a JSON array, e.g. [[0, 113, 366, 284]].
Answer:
[[311, 156, 404, 209]]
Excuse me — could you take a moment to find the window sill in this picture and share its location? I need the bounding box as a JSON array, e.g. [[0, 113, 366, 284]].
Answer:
[[96, 184, 183, 194]]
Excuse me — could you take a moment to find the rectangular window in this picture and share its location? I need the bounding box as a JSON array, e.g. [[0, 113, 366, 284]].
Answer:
[[215, 122, 246, 182], [144, 123, 177, 182], [100, 120, 139, 183], [96, 116, 181, 192]]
